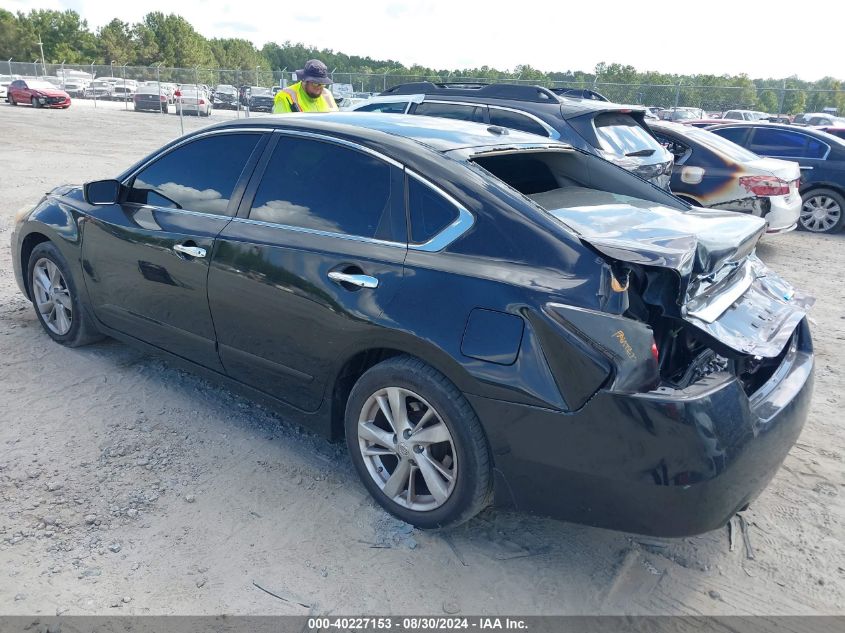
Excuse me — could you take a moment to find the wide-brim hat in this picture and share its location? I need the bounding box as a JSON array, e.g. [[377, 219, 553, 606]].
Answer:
[[296, 59, 332, 85]]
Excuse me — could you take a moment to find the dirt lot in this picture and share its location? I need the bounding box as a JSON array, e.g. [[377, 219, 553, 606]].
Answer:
[[0, 102, 843, 617]]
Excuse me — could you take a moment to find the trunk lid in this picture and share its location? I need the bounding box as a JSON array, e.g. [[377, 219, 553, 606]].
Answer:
[[530, 187, 813, 357]]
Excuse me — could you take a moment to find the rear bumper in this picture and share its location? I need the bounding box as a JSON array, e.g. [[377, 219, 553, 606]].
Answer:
[[764, 194, 801, 234], [470, 319, 813, 536]]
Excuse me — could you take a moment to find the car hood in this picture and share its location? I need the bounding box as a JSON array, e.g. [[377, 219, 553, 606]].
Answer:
[[32, 89, 68, 97], [530, 187, 813, 357]]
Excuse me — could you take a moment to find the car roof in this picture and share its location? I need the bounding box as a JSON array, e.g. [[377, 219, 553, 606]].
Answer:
[[707, 121, 845, 145], [210, 112, 564, 153]]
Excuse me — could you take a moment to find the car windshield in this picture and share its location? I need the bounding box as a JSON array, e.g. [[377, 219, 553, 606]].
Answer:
[[216, 86, 236, 94], [252, 88, 271, 96], [27, 81, 57, 90], [594, 112, 665, 156]]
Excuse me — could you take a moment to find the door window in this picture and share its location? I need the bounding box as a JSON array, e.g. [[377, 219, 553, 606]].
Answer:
[[408, 177, 459, 244], [413, 102, 485, 123], [250, 137, 403, 241], [488, 108, 549, 136], [129, 133, 261, 216]]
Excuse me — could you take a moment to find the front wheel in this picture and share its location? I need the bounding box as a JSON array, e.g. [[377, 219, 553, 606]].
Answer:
[[799, 188, 845, 233], [345, 355, 492, 529], [31, 96, 40, 108], [27, 242, 103, 347]]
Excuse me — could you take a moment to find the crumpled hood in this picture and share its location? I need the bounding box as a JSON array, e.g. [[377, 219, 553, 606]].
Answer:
[[530, 188, 765, 281]]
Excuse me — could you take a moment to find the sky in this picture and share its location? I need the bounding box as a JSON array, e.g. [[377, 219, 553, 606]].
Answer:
[[5, 0, 845, 81]]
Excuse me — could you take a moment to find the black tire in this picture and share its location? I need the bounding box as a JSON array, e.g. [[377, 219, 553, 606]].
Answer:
[[9, 94, 16, 106], [27, 242, 103, 347], [345, 355, 492, 529], [31, 96, 40, 108], [799, 188, 845, 233]]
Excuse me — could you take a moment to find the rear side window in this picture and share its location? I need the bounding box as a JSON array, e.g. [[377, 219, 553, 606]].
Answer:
[[593, 112, 663, 156], [357, 102, 407, 113], [723, 111, 741, 120], [414, 102, 485, 123], [749, 128, 828, 158], [488, 108, 549, 137], [129, 133, 261, 216], [408, 177, 459, 244], [250, 137, 398, 240]]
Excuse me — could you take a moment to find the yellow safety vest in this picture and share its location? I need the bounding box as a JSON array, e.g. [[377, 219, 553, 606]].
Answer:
[[272, 81, 338, 114]]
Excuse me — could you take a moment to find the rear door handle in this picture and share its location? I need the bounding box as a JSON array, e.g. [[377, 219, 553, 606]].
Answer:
[[328, 271, 379, 289], [800, 166, 814, 171], [173, 244, 207, 258]]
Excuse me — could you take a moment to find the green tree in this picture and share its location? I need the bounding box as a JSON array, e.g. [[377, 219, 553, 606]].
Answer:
[[141, 12, 213, 67], [97, 19, 135, 64], [20, 9, 96, 63]]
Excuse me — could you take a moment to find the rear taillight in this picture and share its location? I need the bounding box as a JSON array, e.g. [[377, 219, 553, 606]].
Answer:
[[160, 95, 167, 101], [198, 99, 205, 105], [739, 175, 790, 197], [651, 341, 660, 363]]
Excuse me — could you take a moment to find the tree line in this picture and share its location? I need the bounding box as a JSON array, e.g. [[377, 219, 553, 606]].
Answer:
[[1, 8, 843, 113]]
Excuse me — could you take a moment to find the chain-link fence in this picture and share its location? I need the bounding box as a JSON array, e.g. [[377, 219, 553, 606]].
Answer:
[[5, 61, 844, 115]]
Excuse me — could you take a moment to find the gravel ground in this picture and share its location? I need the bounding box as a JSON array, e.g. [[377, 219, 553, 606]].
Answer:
[[0, 102, 843, 616]]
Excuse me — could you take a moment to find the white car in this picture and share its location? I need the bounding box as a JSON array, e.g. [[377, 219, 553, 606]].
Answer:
[[722, 109, 771, 121], [175, 88, 212, 116]]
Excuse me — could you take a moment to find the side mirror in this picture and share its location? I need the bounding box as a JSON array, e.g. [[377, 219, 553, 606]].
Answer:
[[84, 179, 122, 205]]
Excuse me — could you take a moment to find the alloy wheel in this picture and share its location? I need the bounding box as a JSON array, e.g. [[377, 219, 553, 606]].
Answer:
[[357, 387, 457, 511], [801, 195, 842, 233], [32, 258, 73, 335]]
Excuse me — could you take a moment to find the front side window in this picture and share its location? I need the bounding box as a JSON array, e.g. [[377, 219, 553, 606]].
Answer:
[[250, 137, 399, 240], [129, 133, 261, 216], [488, 108, 549, 136], [711, 126, 751, 147], [414, 102, 485, 123]]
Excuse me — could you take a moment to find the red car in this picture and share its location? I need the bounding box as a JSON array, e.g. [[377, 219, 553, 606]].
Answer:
[[6, 79, 71, 109]]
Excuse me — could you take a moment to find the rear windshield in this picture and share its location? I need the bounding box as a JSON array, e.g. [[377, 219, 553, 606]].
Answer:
[[593, 113, 664, 156]]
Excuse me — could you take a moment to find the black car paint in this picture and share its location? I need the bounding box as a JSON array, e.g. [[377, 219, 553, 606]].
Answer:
[[11, 115, 813, 536]]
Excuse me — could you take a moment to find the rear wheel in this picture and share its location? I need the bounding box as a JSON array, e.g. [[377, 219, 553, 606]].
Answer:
[[345, 355, 493, 529], [799, 188, 845, 233], [27, 242, 103, 347]]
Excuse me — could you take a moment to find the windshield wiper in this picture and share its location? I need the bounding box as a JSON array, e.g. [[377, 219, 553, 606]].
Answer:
[[625, 149, 656, 157]]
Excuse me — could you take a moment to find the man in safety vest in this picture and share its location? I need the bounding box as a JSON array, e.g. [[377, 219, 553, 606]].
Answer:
[[273, 59, 338, 114]]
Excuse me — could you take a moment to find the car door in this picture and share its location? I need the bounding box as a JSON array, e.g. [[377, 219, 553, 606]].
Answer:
[[207, 132, 408, 412], [745, 127, 830, 184], [81, 130, 268, 371]]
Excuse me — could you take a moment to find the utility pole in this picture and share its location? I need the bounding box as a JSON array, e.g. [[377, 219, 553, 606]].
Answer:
[[37, 36, 45, 75]]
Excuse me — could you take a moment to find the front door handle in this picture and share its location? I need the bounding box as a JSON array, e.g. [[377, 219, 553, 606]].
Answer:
[[173, 244, 207, 258], [800, 165, 814, 171], [328, 271, 379, 289]]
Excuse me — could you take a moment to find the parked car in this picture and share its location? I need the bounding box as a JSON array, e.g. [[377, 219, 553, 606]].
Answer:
[[801, 113, 845, 126], [247, 87, 275, 112], [12, 113, 814, 536], [351, 82, 674, 188], [134, 88, 170, 113], [660, 108, 705, 122], [110, 82, 137, 101], [62, 81, 87, 98], [708, 122, 845, 233], [722, 110, 770, 121], [6, 79, 71, 108], [815, 126, 845, 140], [175, 87, 212, 117], [683, 119, 738, 128], [650, 121, 800, 234], [212, 84, 239, 109], [85, 80, 114, 100], [0, 81, 9, 100]]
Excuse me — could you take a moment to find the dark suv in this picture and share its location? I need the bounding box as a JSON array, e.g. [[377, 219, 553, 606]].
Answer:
[[708, 122, 845, 233], [351, 82, 674, 188]]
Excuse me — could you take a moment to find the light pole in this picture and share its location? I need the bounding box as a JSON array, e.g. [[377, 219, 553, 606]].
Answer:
[[60, 60, 65, 87], [122, 63, 128, 111], [155, 62, 164, 114], [32, 59, 38, 77], [37, 36, 45, 75], [8, 58, 13, 78], [110, 60, 115, 77]]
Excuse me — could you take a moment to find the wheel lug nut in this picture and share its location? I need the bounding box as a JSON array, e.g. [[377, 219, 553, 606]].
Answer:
[[413, 445, 423, 454], [403, 430, 412, 439]]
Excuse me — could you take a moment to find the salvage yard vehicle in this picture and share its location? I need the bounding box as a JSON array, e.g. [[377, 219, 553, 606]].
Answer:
[[247, 87, 275, 112], [212, 84, 239, 109], [175, 87, 212, 117], [650, 121, 800, 234], [709, 122, 845, 233], [352, 82, 674, 188], [133, 87, 170, 113], [6, 79, 71, 108], [85, 80, 113, 100], [11, 113, 814, 536]]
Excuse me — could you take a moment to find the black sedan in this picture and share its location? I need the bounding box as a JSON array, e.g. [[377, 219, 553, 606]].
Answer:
[[248, 87, 274, 112], [11, 114, 814, 535]]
